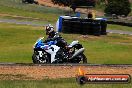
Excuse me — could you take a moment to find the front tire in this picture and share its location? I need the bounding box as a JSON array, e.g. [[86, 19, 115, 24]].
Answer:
[[32, 52, 43, 64], [32, 51, 50, 64], [32, 53, 38, 64]]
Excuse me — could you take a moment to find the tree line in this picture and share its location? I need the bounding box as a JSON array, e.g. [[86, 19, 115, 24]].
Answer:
[[52, 0, 131, 16]]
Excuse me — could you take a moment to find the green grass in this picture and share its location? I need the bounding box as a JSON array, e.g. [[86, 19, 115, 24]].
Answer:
[[0, 0, 64, 14], [0, 0, 69, 23], [0, 23, 43, 63], [0, 0, 84, 22], [0, 17, 50, 26], [0, 23, 132, 64], [0, 5, 58, 23], [107, 24, 132, 32], [63, 33, 132, 64], [0, 78, 131, 88]]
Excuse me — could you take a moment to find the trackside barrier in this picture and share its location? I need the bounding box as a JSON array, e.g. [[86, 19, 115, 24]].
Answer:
[[56, 16, 107, 36]]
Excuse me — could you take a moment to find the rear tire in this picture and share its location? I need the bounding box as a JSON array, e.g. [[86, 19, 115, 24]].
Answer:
[[22, 0, 26, 3], [82, 54, 87, 63], [79, 54, 87, 63]]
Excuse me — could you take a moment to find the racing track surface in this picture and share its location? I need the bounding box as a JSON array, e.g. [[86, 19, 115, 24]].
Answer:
[[0, 18, 132, 35], [0, 63, 132, 80]]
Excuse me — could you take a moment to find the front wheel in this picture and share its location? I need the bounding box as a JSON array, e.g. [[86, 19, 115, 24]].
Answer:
[[32, 51, 50, 64]]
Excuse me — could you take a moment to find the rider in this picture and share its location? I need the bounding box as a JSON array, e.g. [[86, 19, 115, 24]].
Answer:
[[44, 24, 68, 49]]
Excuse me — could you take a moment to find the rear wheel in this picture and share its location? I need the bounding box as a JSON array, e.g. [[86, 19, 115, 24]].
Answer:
[[22, 0, 26, 3], [78, 54, 87, 63]]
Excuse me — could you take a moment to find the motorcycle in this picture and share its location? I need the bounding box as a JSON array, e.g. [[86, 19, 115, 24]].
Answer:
[[32, 37, 87, 64]]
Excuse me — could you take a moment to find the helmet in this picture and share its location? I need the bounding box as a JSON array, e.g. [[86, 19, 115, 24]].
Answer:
[[45, 24, 54, 35]]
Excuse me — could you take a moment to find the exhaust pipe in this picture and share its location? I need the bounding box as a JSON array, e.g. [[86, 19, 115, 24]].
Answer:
[[70, 48, 85, 59]]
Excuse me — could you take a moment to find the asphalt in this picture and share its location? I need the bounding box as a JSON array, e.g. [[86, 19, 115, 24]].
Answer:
[[0, 63, 132, 67], [0, 18, 44, 26], [0, 18, 132, 35]]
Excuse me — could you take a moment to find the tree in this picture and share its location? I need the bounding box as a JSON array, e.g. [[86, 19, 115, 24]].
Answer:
[[51, 0, 71, 6], [104, 0, 131, 16], [96, 0, 108, 5], [52, 0, 96, 11]]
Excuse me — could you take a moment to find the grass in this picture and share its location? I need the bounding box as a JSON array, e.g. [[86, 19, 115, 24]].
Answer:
[[0, 5, 58, 23], [63, 33, 132, 64], [0, 23, 132, 64], [0, 23, 43, 63], [0, 17, 50, 26], [0, 0, 86, 22], [0, 0, 69, 23], [0, 0, 64, 14], [107, 24, 132, 32], [0, 78, 131, 88]]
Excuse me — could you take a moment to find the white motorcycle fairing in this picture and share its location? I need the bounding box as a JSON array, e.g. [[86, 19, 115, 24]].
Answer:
[[45, 45, 60, 63], [68, 40, 79, 47]]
